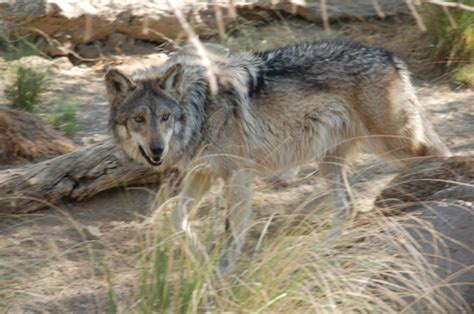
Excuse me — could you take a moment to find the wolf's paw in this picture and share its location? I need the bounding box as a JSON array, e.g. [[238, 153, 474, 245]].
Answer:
[[216, 246, 240, 274], [217, 257, 233, 274], [265, 167, 301, 188]]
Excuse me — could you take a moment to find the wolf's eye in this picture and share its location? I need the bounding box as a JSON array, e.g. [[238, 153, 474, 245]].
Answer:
[[134, 116, 145, 123], [161, 113, 170, 122]]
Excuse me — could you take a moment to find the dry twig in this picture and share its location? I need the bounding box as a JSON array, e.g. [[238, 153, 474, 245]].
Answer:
[[371, 0, 386, 18], [424, 0, 474, 12], [405, 0, 427, 32], [214, 3, 227, 41], [320, 0, 331, 33], [167, 1, 219, 95], [442, 6, 458, 28]]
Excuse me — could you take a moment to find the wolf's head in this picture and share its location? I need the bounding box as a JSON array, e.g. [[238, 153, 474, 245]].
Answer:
[[105, 64, 186, 168]]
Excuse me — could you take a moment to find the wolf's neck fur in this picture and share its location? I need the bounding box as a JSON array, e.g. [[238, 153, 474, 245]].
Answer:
[[171, 68, 211, 160]]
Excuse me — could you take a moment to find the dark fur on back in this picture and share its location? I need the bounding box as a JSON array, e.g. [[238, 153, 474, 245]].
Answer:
[[259, 40, 398, 76], [250, 39, 405, 95]]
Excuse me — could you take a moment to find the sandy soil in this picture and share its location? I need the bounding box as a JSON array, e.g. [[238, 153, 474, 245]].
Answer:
[[0, 19, 473, 312]]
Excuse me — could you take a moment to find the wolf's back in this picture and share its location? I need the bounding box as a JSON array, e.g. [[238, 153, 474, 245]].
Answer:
[[256, 40, 406, 81]]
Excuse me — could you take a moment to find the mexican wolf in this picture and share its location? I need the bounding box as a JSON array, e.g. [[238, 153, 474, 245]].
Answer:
[[105, 40, 450, 271]]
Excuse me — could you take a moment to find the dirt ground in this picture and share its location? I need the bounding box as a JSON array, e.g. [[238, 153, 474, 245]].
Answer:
[[0, 18, 473, 312]]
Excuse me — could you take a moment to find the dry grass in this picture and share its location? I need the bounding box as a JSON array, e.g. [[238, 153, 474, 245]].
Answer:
[[422, 1, 474, 68], [0, 159, 471, 312], [109, 170, 470, 313]]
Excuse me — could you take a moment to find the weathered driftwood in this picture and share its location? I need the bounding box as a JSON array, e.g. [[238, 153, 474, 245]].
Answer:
[[0, 140, 161, 214], [0, 109, 78, 162]]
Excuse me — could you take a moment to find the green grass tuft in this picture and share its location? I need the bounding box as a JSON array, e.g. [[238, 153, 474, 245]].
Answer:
[[5, 66, 50, 112], [49, 100, 79, 136], [453, 64, 474, 88], [422, 1, 474, 68], [0, 33, 49, 61]]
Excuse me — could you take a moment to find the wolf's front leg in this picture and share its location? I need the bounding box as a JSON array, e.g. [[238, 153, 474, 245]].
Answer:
[[172, 168, 213, 255], [319, 154, 353, 241], [219, 169, 255, 273]]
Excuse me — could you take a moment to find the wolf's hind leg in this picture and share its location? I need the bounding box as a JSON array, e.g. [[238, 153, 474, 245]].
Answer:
[[172, 169, 213, 255], [219, 168, 255, 273], [378, 74, 451, 161]]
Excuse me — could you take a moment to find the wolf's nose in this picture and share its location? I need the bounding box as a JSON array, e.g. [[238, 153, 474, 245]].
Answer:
[[150, 145, 164, 159]]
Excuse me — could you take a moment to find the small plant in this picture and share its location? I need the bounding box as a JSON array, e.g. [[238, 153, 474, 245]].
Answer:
[[422, 1, 474, 68], [5, 66, 50, 112], [0, 33, 48, 61], [49, 101, 79, 136], [453, 64, 474, 88]]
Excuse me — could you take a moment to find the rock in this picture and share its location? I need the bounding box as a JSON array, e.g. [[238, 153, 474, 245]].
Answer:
[[2, 0, 408, 57], [240, 0, 407, 21], [81, 225, 102, 240], [36, 37, 75, 57], [1, 1, 219, 46], [375, 156, 474, 209], [9, 55, 73, 72], [53, 56, 74, 70], [105, 32, 128, 50], [375, 156, 474, 309], [0, 56, 7, 70], [430, 183, 474, 201], [77, 42, 102, 59], [10, 55, 54, 70], [404, 202, 474, 311]]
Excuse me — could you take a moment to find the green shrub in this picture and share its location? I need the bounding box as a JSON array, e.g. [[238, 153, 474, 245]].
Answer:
[[138, 235, 203, 314], [0, 33, 48, 61], [5, 66, 49, 112], [422, 1, 474, 68], [453, 64, 474, 88], [49, 101, 79, 136]]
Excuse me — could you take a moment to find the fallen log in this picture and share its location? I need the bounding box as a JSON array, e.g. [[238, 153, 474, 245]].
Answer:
[[0, 140, 161, 215], [0, 109, 78, 162]]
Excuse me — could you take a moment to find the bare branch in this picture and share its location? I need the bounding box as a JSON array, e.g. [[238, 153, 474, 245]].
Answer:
[[214, 3, 227, 42], [320, 0, 331, 33], [442, 6, 457, 28], [227, 0, 238, 20], [424, 0, 474, 12], [371, 0, 386, 18], [84, 13, 93, 42], [167, 1, 219, 95], [140, 27, 179, 49], [405, 0, 427, 32]]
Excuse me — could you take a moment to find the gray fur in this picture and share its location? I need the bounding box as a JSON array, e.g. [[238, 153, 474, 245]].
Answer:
[[106, 40, 450, 272]]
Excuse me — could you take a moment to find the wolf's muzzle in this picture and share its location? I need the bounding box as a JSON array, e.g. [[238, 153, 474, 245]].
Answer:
[[150, 145, 164, 159], [138, 145, 163, 166]]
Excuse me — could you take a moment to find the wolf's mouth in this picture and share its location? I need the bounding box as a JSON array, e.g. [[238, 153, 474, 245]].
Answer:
[[138, 145, 163, 166]]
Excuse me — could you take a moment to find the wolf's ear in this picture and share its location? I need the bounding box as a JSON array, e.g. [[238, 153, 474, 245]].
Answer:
[[105, 69, 136, 107], [158, 64, 184, 99]]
